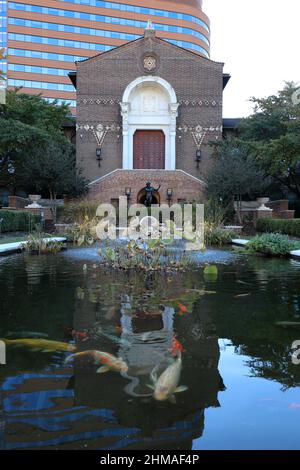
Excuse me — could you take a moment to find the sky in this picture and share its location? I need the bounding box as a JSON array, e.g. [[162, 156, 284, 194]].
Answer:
[[204, 0, 300, 117]]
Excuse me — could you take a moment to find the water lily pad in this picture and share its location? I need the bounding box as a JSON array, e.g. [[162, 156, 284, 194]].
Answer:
[[204, 265, 218, 280]]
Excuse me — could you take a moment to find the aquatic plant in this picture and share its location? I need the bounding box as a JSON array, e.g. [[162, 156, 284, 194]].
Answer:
[[204, 224, 236, 247], [24, 233, 64, 255], [247, 233, 300, 257], [98, 238, 192, 272], [64, 216, 98, 246]]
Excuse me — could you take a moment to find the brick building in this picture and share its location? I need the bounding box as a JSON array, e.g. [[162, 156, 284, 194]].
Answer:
[[71, 25, 229, 204]]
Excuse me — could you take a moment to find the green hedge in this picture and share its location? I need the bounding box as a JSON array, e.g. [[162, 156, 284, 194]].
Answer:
[[248, 233, 300, 257], [257, 218, 300, 238], [0, 210, 40, 233]]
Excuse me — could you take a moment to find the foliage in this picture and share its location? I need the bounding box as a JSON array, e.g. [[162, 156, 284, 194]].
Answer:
[[22, 139, 87, 220], [58, 200, 99, 224], [206, 140, 269, 222], [23, 233, 64, 255], [247, 233, 300, 257], [204, 197, 228, 227], [257, 218, 300, 238], [0, 209, 40, 233], [99, 238, 192, 272], [0, 90, 87, 204], [65, 217, 99, 246], [238, 82, 300, 198], [204, 225, 236, 247]]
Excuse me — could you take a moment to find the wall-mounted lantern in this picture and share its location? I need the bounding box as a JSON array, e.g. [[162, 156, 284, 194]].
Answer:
[[196, 149, 202, 168], [96, 148, 102, 166]]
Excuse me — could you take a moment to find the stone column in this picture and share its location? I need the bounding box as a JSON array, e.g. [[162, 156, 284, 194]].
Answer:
[[120, 102, 131, 169], [168, 103, 179, 170]]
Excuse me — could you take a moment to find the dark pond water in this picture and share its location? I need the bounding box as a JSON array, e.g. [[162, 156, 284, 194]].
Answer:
[[0, 247, 300, 450]]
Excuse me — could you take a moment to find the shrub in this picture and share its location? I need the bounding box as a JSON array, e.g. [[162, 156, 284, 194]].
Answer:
[[248, 233, 300, 257], [205, 224, 236, 247], [57, 200, 99, 224], [257, 218, 300, 238], [0, 210, 40, 233]]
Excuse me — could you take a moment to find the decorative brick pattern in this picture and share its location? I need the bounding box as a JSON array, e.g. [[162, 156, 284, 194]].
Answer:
[[76, 31, 224, 199]]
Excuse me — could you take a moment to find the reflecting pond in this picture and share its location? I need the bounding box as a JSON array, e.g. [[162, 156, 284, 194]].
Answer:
[[0, 248, 300, 450]]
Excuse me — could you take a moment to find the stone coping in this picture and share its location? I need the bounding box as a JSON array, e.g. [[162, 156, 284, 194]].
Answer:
[[0, 237, 67, 256]]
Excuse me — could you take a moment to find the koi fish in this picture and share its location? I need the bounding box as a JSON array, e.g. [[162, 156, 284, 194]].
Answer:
[[177, 302, 188, 316], [170, 336, 186, 357], [148, 351, 188, 403], [234, 293, 251, 299], [1, 338, 76, 353], [275, 322, 300, 329], [65, 350, 128, 374], [5, 331, 49, 339], [63, 327, 89, 340], [92, 327, 131, 347]]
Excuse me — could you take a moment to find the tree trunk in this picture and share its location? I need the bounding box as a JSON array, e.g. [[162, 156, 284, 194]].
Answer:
[[49, 190, 57, 224], [236, 195, 242, 225]]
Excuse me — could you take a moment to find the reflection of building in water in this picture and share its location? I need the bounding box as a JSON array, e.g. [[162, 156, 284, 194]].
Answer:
[[119, 296, 175, 388], [1, 305, 224, 450], [1, 272, 224, 450]]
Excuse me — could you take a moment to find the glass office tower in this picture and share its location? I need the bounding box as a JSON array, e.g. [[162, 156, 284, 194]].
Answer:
[[6, 0, 210, 112]]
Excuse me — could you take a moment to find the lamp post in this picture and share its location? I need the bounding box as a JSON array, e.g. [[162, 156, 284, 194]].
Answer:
[[125, 187, 131, 202], [167, 188, 173, 205]]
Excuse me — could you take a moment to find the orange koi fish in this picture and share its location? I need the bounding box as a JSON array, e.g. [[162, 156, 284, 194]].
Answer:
[[65, 350, 128, 374], [171, 336, 186, 357], [177, 302, 188, 316]]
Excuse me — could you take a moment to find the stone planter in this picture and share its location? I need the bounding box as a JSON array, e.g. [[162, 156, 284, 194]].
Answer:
[[257, 198, 272, 211], [26, 195, 42, 209]]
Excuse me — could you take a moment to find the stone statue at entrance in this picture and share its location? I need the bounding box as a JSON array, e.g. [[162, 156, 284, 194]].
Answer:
[[144, 182, 161, 207]]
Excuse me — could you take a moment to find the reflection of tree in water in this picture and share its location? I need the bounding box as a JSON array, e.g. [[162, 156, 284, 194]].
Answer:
[[205, 256, 300, 390], [236, 342, 300, 390]]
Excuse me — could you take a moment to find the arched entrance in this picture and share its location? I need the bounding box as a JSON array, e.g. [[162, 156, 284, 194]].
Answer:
[[121, 76, 179, 170], [137, 188, 160, 205]]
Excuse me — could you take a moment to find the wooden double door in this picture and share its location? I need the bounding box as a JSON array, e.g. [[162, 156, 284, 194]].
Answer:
[[133, 130, 165, 169]]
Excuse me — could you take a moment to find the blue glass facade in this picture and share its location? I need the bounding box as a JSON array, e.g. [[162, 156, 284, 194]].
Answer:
[[9, 3, 210, 46], [6, 0, 211, 110], [59, 0, 210, 33], [0, 0, 7, 74]]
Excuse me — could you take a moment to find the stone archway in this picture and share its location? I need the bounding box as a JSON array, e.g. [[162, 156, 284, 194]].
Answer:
[[137, 188, 160, 206], [120, 76, 179, 171]]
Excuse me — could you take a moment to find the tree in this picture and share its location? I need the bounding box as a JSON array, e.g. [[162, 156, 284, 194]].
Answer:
[[23, 139, 87, 220], [239, 82, 300, 199], [0, 90, 87, 206], [206, 141, 269, 223]]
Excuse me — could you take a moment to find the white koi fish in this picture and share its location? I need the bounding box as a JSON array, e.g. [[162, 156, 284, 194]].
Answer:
[[149, 351, 188, 403]]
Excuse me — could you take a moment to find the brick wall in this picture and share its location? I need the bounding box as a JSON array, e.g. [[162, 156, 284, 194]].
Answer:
[[76, 31, 224, 189], [88, 169, 205, 204]]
